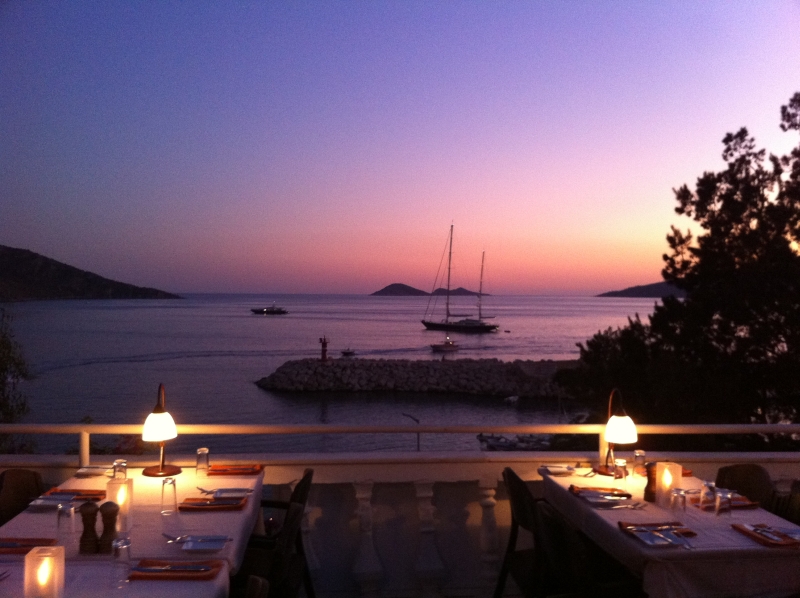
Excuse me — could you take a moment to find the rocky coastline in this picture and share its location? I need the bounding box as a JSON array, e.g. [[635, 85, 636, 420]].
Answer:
[[256, 358, 577, 398]]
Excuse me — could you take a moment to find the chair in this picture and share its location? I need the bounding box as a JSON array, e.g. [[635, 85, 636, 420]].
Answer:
[[252, 468, 315, 598], [0, 468, 45, 525], [533, 500, 644, 598], [233, 501, 306, 598], [715, 464, 776, 508], [494, 467, 544, 598], [245, 575, 270, 598]]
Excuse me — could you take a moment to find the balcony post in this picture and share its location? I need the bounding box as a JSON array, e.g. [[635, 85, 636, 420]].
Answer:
[[79, 431, 90, 467], [414, 481, 445, 597], [352, 481, 383, 598], [478, 478, 499, 588]]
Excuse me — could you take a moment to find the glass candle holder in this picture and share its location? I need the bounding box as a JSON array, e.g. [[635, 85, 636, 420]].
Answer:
[[656, 462, 683, 508], [25, 546, 65, 598], [107, 477, 134, 532]]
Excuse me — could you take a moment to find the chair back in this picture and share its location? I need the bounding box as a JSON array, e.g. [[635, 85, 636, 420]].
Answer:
[[245, 575, 269, 598], [533, 500, 591, 592], [289, 469, 313, 507], [0, 469, 45, 525], [715, 464, 775, 506], [502, 467, 538, 533]]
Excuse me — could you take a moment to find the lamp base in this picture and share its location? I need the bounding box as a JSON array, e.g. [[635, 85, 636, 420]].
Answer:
[[592, 465, 615, 476], [142, 464, 182, 477]]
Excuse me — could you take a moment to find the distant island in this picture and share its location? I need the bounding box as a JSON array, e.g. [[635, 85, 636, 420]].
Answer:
[[598, 281, 686, 298], [0, 244, 180, 302], [371, 283, 483, 296]]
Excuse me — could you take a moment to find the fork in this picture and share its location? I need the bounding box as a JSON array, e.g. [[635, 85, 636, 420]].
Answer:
[[0, 570, 10, 582]]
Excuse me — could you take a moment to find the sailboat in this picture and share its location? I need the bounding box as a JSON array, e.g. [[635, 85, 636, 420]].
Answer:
[[421, 225, 499, 334]]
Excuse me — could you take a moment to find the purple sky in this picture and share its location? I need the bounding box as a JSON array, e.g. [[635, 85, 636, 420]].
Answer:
[[2, 1, 800, 294]]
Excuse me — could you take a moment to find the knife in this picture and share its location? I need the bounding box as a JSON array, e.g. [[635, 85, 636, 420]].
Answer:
[[132, 565, 212, 573], [0, 542, 23, 548], [184, 499, 244, 506]]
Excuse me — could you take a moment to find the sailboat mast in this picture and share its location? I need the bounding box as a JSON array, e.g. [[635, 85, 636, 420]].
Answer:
[[445, 224, 453, 322], [478, 251, 484, 321]]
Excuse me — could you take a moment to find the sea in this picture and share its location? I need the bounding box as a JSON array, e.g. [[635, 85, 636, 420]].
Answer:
[[5, 294, 658, 454]]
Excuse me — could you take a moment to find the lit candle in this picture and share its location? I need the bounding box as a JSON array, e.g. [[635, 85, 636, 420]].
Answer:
[[107, 478, 134, 532], [656, 462, 683, 507], [24, 546, 64, 598]]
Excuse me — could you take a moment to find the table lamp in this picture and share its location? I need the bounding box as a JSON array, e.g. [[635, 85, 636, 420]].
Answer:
[[141, 383, 182, 477], [594, 388, 638, 476]]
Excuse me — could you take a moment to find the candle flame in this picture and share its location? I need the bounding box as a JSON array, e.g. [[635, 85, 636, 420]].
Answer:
[[117, 484, 127, 506], [37, 557, 52, 586], [663, 468, 673, 487]]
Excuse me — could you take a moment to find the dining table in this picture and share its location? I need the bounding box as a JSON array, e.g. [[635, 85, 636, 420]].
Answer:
[[0, 466, 264, 597], [542, 466, 800, 598]]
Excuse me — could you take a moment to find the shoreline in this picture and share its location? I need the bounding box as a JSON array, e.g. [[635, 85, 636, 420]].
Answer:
[[256, 358, 578, 398]]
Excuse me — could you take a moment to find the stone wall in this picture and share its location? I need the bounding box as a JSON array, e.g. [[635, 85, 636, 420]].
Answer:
[[256, 358, 575, 398]]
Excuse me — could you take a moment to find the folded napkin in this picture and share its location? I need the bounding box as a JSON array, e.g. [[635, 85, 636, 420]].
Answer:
[[568, 485, 632, 499], [732, 523, 800, 547], [129, 559, 224, 581], [178, 496, 247, 511], [689, 494, 758, 511], [43, 487, 106, 501], [208, 464, 263, 476], [537, 464, 575, 476], [618, 521, 696, 537], [0, 537, 57, 554]]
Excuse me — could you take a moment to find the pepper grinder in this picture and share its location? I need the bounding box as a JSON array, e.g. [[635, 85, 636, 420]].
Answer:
[[98, 501, 120, 554], [79, 501, 100, 554], [644, 462, 657, 502]]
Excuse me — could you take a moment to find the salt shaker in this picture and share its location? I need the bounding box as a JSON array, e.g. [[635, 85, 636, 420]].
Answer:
[[79, 501, 100, 554]]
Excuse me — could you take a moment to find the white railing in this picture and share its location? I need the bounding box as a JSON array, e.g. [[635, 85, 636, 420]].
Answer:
[[2, 422, 800, 467]]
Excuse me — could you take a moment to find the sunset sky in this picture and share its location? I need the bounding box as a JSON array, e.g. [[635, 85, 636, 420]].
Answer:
[[2, 1, 800, 295]]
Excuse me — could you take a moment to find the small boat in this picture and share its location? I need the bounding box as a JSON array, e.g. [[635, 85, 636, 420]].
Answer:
[[430, 336, 459, 352], [341, 348, 356, 357], [251, 303, 288, 315]]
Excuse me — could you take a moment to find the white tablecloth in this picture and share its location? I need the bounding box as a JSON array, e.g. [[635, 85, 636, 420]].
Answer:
[[0, 467, 264, 597], [543, 470, 800, 598]]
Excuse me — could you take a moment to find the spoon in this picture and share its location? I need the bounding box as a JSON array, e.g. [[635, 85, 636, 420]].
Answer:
[[162, 533, 232, 544]]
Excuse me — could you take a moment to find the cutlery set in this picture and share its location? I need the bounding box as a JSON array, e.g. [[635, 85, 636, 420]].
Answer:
[[626, 524, 694, 549], [162, 533, 232, 544]]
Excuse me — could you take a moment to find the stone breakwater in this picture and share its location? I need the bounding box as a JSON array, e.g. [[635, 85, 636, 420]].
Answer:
[[256, 358, 576, 398]]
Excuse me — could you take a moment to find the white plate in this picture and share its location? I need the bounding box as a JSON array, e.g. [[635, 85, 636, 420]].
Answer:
[[76, 466, 112, 477], [213, 488, 250, 499], [181, 538, 228, 553]]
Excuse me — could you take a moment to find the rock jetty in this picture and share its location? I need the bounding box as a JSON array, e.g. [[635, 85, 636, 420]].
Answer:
[[256, 358, 575, 398]]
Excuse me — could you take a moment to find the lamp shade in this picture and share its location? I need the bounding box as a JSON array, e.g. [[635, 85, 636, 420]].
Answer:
[[142, 411, 177, 442], [604, 414, 638, 444]]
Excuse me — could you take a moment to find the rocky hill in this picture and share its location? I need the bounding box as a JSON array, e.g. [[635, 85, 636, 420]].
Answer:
[[0, 245, 180, 301], [371, 283, 483, 296], [597, 281, 685, 298]]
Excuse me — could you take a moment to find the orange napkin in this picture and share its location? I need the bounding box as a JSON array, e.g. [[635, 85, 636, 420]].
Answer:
[[618, 521, 696, 537], [44, 487, 106, 501], [129, 559, 224, 581], [0, 537, 57, 554], [208, 464, 263, 476], [732, 523, 800, 547], [178, 496, 247, 511]]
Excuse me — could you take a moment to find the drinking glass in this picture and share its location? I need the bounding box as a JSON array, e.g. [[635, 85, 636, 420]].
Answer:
[[613, 458, 628, 489], [111, 536, 132, 592], [196, 447, 210, 478], [56, 503, 77, 554], [670, 488, 687, 512], [715, 488, 733, 516], [700, 480, 716, 510], [161, 477, 178, 516], [112, 459, 128, 480], [633, 450, 646, 476]]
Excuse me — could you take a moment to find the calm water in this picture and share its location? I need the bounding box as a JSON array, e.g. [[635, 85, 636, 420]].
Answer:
[[6, 294, 658, 453]]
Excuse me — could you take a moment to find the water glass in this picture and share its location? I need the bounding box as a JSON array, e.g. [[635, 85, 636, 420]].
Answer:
[[112, 459, 128, 480], [161, 477, 178, 516], [700, 480, 716, 510], [111, 536, 132, 592], [715, 488, 733, 516], [670, 488, 687, 512], [613, 458, 628, 489], [196, 447, 210, 478], [56, 503, 77, 553]]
